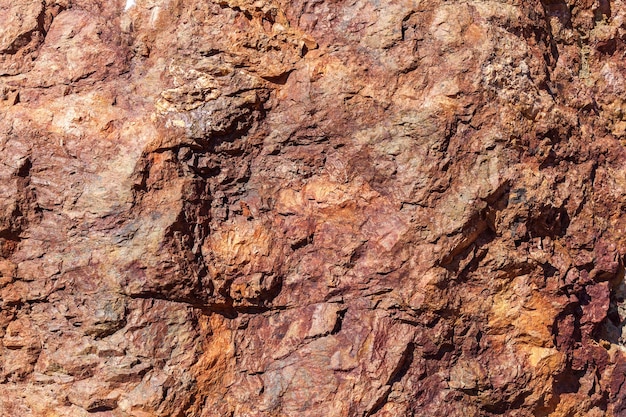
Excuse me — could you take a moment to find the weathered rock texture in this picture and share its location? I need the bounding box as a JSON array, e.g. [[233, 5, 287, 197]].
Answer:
[[1, 0, 626, 415]]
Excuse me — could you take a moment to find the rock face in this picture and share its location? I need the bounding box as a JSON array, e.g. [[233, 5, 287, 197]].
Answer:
[[1, 0, 626, 415]]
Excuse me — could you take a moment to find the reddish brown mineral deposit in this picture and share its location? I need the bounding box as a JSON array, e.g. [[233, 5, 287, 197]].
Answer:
[[2, 0, 626, 415]]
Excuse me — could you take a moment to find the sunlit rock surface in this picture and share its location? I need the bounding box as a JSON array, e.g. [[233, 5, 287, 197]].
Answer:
[[2, 0, 626, 415]]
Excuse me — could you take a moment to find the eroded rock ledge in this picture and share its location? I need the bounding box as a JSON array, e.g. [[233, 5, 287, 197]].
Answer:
[[2, 0, 626, 415]]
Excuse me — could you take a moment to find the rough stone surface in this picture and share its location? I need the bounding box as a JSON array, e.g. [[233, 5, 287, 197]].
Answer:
[[1, 0, 626, 415]]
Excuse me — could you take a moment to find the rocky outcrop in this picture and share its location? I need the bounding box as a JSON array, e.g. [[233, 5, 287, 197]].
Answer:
[[2, 0, 626, 415]]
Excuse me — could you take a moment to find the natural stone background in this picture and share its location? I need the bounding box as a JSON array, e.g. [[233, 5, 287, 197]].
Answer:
[[1, 0, 626, 415]]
